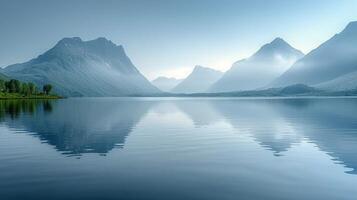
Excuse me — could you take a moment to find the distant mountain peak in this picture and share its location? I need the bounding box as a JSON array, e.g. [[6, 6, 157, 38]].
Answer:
[[88, 37, 118, 47], [193, 65, 206, 70], [210, 38, 304, 92], [341, 21, 357, 35], [46, 37, 127, 61], [93, 37, 111, 42], [262, 37, 293, 50], [3, 37, 160, 96], [171, 66, 223, 93], [271, 21, 357, 88], [153, 76, 181, 82], [61, 37, 82, 42], [56, 37, 83, 46], [270, 37, 287, 45], [253, 37, 303, 59], [152, 76, 183, 92], [55, 37, 117, 48], [192, 65, 221, 73], [346, 21, 357, 28]]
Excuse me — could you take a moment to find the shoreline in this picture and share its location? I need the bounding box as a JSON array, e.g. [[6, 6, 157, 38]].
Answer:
[[0, 95, 63, 100], [2, 94, 357, 99]]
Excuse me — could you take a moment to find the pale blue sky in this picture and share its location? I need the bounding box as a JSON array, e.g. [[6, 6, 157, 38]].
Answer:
[[1, 0, 357, 79]]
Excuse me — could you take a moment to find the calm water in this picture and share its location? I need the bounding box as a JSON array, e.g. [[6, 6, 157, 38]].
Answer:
[[1, 97, 357, 200]]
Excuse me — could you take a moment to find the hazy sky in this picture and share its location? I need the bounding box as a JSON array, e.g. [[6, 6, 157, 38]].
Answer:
[[1, 0, 357, 80]]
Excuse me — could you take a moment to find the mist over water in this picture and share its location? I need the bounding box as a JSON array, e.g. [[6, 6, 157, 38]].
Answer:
[[1, 97, 357, 200]]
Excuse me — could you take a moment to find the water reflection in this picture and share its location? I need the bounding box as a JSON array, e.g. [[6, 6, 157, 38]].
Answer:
[[174, 100, 223, 127], [173, 98, 357, 174], [210, 99, 303, 156], [1, 98, 154, 156], [1, 98, 357, 174], [0, 100, 43, 119], [276, 98, 357, 174]]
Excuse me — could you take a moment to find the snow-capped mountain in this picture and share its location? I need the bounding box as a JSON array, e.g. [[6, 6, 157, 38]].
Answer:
[[3, 37, 160, 96], [210, 38, 304, 92]]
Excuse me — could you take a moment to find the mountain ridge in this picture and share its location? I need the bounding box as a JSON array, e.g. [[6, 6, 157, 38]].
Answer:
[[210, 38, 304, 92], [171, 65, 223, 93], [271, 21, 357, 87], [3, 37, 160, 97], [151, 76, 183, 92]]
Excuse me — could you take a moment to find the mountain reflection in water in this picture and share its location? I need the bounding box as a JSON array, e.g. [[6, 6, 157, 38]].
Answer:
[[1, 97, 357, 175], [0, 98, 154, 156]]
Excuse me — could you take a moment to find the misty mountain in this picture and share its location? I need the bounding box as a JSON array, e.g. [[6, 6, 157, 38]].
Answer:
[[151, 76, 182, 92], [279, 84, 318, 95], [210, 38, 304, 92], [3, 37, 160, 97], [315, 71, 357, 91], [0, 71, 8, 80], [171, 65, 223, 93], [271, 21, 357, 88]]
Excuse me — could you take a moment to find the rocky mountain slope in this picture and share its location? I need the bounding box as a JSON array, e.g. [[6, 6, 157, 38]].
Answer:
[[3, 37, 160, 96]]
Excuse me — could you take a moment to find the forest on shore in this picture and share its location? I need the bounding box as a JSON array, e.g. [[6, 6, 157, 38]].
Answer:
[[0, 79, 61, 99]]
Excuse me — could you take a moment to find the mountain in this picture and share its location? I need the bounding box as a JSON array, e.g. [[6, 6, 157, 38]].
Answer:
[[171, 65, 223, 93], [279, 84, 318, 95], [315, 71, 357, 91], [3, 37, 160, 97], [151, 76, 182, 92], [271, 21, 357, 88], [0, 71, 9, 80], [210, 38, 304, 92]]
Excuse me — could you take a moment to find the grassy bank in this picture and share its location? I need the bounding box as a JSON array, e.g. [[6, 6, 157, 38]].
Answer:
[[0, 92, 62, 99]]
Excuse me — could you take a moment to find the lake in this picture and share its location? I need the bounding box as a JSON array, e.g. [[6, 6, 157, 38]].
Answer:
[[0, 97, 357, 200]]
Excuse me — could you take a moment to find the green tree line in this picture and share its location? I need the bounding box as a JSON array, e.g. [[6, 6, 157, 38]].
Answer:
[[0, 79, 53, 96]]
